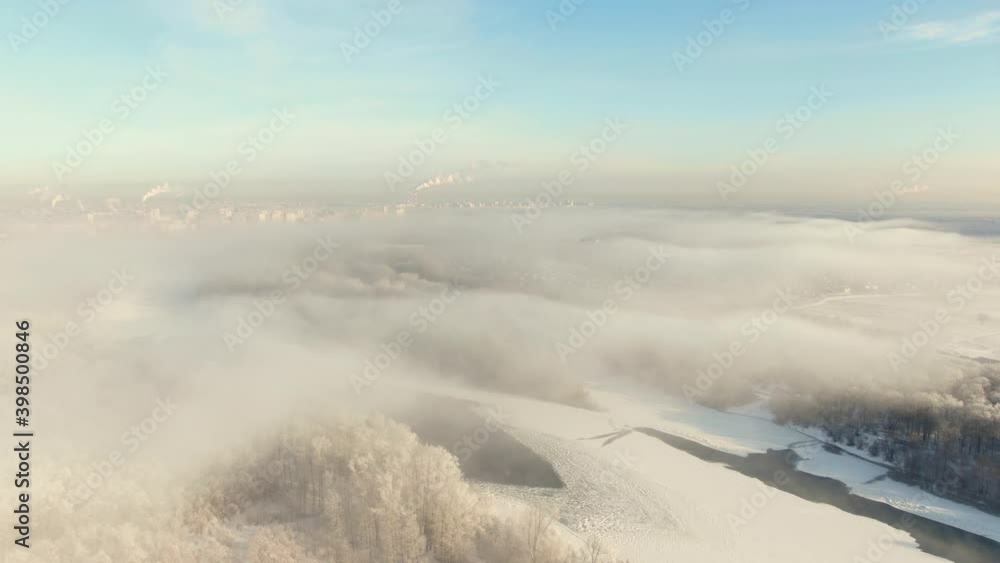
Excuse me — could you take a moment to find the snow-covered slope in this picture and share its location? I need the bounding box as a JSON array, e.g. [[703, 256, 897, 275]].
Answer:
[[597, 381, 1000, 546], [408, 379, 952, 563]]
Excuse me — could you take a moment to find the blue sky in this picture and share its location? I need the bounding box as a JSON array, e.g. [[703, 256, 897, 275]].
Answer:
[[1, 0, 998, 205]]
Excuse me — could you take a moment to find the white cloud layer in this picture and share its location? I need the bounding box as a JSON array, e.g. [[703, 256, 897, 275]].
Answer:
[[904, 10, 1000, 44]]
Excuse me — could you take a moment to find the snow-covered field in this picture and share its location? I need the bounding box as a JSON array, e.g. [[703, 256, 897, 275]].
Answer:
[[391, 246, 1000, 562], [601, 380, 1000, 543], [406, 378, 963, 563]]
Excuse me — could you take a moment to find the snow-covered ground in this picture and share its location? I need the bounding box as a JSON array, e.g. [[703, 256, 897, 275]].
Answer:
[[594, 381, 1000, 545], [389, 276, 1000, 561], [405, 378, 956, 563], [789, 429, 1000, 544]]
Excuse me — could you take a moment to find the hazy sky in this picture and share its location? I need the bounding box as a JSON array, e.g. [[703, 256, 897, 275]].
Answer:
[[1, 0, 998, 204]]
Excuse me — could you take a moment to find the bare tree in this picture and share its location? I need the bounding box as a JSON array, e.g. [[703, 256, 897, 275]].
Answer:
[[525, 505, 558, 562], [586, 535, 606, 563]]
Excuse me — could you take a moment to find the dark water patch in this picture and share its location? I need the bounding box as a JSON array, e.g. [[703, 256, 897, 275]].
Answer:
[[390, 394, 564, 489], [636, 427, 1000, 563], [822, 443, 844, 455]]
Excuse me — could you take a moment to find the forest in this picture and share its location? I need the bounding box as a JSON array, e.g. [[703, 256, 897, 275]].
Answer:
[[771, 362, 1000, 513], [8, 413, 630, 563]]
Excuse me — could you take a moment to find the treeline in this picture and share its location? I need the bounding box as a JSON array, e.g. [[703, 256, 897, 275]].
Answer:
[[188, 413, 631, 563], [10, 414, 631, 563], [771, 363, 1000, 512]]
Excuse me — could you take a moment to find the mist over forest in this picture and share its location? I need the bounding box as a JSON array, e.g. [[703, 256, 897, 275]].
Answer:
[[2, 208, 999, 562]]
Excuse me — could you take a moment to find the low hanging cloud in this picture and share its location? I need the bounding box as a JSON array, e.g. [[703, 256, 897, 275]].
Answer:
[[4, 207, 1000, 563], [3, 207, 997, 441]]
